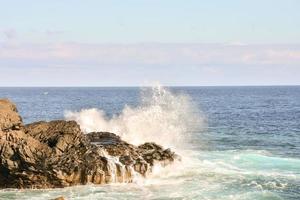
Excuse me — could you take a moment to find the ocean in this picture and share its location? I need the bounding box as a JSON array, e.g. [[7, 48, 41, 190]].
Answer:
[[0, 86, 299, 200]]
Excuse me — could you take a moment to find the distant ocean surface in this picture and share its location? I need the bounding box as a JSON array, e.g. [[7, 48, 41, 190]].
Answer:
[[0, 86, 299, 200]]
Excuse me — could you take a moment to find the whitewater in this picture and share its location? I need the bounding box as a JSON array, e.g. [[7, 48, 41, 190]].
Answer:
[[0, 86, 299, 199]]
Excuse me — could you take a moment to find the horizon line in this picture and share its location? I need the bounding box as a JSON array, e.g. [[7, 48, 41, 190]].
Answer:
[[1, 84, 300, 88]]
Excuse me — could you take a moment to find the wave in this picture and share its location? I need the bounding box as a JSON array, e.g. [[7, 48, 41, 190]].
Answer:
[[65, 85, 204, 149]]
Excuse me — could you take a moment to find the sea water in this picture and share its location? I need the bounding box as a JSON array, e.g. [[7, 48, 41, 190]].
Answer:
[[0, 86, 299, 200]]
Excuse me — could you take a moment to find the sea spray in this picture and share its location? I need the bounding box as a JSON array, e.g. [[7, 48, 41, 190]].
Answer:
[[65, 85, 204, 149], [64, 85, 203, 184]]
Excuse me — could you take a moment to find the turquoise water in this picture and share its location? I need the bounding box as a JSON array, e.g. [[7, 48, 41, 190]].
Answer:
[[0, 86, 299, 199]]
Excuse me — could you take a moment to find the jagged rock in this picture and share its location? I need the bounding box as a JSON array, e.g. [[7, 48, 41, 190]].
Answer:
[[87, 132, 179, 175], [25, 120, 88, 154], [0, 99, 23, 131], [0, 99, 179, 189], [87, 132, 140, 158], [138, 143, 179, 166]]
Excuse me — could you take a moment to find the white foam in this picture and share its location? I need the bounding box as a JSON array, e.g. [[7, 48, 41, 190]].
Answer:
[[65, 84, 203, 149]]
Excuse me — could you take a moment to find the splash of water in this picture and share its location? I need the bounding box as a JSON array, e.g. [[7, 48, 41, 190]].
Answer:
[[64, 85, 203, 149]]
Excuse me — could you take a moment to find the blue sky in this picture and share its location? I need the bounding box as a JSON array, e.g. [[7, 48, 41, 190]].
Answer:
[[0, 0, 300, 86]]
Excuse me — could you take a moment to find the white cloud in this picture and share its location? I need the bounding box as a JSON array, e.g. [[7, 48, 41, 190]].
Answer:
[[0, 42, 299, 66]]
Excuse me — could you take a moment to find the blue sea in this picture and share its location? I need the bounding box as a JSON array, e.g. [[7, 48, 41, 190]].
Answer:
[[0, 86, 299, 200]]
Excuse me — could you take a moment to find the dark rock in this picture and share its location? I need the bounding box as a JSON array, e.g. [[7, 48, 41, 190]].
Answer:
[[87, 132, 179, 174], [138, 143, 179, 166], [0, 99, 179, 189], [25, 120, 88, 154]]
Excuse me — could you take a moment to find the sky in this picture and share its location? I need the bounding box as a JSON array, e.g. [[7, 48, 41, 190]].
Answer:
[[0, 0, 300, 86]]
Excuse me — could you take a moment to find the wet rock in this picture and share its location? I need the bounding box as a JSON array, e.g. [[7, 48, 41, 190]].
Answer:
[[87, 132, 179, 175], [0, 99, 179, 189], [138, 142, 179, 166]]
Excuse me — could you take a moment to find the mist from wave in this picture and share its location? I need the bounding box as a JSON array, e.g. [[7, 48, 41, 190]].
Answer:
[[65, 85, 204, 149]]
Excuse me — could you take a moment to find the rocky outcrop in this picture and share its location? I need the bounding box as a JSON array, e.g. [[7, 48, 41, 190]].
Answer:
[[25, 120, 88, 155], [87, 132, 179, 175], [0, 99, 23, 131], [0, 99, 179, 189]]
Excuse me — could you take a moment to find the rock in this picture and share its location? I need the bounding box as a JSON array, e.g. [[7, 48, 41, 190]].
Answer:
[[25, 120, 88, 154], [138, 143, 180, 166], [52, 197, 65, 200], [87, 132, 179, 175], [0, 99, 53, 188], [0, 99, 179, 189], [87, 132, 140, 158], [0, 99, 23, 131]]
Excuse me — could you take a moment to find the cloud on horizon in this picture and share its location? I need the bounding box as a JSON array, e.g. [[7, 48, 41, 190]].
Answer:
[[1, 42, 300, 66], [0, 42, 300, 86]]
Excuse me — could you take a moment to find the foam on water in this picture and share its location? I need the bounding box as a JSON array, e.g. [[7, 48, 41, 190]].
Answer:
[[1, 150, 299, 200]]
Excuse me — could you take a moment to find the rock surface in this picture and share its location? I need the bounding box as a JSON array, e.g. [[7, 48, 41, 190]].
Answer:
[[87, 132, 179, 175], [0, 99, 23, 131], [52, 197, 65, 200], [0, 99, 179, 189]]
